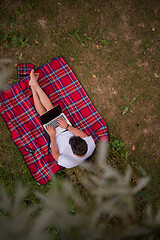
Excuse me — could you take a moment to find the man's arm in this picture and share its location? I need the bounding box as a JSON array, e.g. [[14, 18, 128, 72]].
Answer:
[[57, 118, 88, 138], [46, 124, 60, 162], [50, 135, 60, 162], [67, 125, 87, 138]]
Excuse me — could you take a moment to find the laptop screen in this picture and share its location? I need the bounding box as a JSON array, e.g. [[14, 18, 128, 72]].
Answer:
[[39, 104, 62, 125]]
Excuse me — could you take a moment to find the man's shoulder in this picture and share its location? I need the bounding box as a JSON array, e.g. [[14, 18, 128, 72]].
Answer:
[[56, 130, 74, 140], [84, 135, 96, 146]]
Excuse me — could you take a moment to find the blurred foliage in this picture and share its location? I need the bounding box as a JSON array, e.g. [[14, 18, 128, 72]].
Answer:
[[0, 58, 13, 90], [0, 142, 160, 240]]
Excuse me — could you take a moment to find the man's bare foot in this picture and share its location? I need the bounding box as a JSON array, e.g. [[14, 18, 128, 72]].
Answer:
[[29, 69, 39, 86]]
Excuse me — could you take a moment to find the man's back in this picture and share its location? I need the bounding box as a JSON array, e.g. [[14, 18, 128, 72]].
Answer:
[[55, 131, 96, 168]]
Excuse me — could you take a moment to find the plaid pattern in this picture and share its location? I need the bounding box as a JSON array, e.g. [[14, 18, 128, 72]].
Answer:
[[0, 57, 109, 185], [17, 63, 34, 80]]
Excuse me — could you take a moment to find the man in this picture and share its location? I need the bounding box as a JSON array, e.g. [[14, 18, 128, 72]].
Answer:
[[29, 70, 96, 168]]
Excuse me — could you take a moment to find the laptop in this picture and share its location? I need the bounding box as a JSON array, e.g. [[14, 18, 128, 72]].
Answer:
[[40, 104, 72, 136]]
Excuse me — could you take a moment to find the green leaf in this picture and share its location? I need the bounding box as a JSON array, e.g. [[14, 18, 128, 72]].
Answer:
[[2, 43, 9, 48], [101, 40, 109, 45], [125, 151, 128, 160], [3, 33, 10, 41], [130, 97, 137, 104], [18, 52, 23, 61], [21, 38, 29, 48], [99, 28, 103, 35], [11, 36, 19, 47], [85, 36, 92, 40], [129, 108, 134, 113], [75, 31, 81, 41], [122, 107, 129, 115], [95, 28, 103, 40], [124, 96, 128, 102], [120, 106, 125, 110], [81, 42, 86, 47], [10, 79, 17, 83]]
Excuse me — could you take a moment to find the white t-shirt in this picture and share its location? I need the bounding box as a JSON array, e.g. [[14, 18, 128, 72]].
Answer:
[[55, 131, 96, 168]]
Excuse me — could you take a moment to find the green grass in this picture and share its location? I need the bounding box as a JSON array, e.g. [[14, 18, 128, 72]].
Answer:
[[0, 0, 160, 208]]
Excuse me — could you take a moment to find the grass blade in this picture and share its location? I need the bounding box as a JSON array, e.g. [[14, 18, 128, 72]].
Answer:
[[130, 97, 137, 104], [122, 107, 129, 115], [75, 31, 81, 41]]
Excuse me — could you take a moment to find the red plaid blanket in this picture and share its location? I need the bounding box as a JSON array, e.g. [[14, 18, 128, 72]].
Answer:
[[0, 57, 109, 185]]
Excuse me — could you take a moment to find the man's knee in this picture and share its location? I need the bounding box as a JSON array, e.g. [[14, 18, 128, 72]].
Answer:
[[46, 103, 53, 111]]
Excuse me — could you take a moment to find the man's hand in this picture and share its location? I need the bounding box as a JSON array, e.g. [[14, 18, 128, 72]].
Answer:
[[46, 124, 56, 137], [57, 118, 68, 129]]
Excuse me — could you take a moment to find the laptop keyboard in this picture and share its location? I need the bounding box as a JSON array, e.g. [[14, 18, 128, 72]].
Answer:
[[48, 116, 65, 128], [51, 120, 59, 128]]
